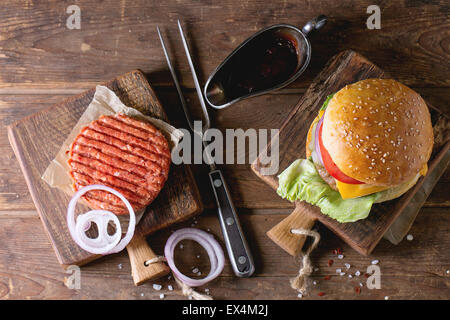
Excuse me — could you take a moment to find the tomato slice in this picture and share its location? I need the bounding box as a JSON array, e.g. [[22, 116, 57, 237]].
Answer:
[[317, 121, 364, 185]]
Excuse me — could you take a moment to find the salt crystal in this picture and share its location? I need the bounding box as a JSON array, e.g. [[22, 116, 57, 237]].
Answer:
[[197, 271, 202, 276], [406, 234, 413, 241], [345, 263, 351, 269], [140, 293, 144, 297], [153, 284, 162, 291], [355, 270, 361, 276], [159, 293, 165, 299], [192, 267, 199, 274], [371, 260, 379, 265], [336, 268, 342, 273], [205, 288, 210, 293], [298, 293, 303, 298], [168, 285, 173, 291], [188, 295, 193, 300], [384, 296, 389, 300], [359, 282, 363, 287], [340, 272, 346, 276], [197, 255, 201, 259], [313, 281, 317, 285], [348, 274, 353, 278], [118, 263, 123, 270], [314, 267, 319, 272], [179, 244, 184, 249], [446, 270, 449, 274], [338, 254, 344, 259]]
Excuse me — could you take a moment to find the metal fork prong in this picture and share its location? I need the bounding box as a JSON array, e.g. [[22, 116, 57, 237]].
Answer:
[[157, 26, 195, 132], [177, 20, 211, 132]]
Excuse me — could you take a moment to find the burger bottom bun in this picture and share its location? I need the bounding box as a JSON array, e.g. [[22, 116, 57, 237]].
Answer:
[[374, 173, 420, 203]]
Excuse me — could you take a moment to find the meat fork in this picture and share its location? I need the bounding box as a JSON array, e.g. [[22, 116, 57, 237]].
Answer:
[[157, 21, 255, 277]]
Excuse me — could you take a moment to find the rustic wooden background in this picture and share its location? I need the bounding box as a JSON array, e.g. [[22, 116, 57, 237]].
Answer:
[[0, 0, 448, 300]]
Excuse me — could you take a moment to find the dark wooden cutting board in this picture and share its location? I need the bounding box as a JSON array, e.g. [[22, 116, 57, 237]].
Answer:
[[252, 50, 449, 256], [7, 70, 203, 283]]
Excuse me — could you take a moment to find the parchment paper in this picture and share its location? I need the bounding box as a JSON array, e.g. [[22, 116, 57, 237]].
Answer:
[[42, 85, 183, 227]]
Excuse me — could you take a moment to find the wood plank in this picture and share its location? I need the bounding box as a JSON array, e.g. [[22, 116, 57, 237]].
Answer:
[[1, 91, 448, 212], [252, 50, 450, 256], [6, 70, 202, 267], [0, 1, 448, 89], [0, 208, 448, 299]]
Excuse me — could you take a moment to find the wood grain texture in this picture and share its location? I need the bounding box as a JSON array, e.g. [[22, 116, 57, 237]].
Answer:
[[266, 204, 316, 256], [6, 70, 202, 267], [126, 236, 170, 285], [252, 50, 450, 256], [0, 1, 448, 89], [0, 0, 448, 300], [0, 209, 448, 299]]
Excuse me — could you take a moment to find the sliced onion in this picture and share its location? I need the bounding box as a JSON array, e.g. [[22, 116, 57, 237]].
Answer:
[[67, 184, 135, 255], [164, 228, 225, 287], [314, 115, 325, 166]]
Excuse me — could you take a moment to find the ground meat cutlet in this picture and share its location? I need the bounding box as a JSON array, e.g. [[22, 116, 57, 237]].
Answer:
[[68, 113, 171, 215], [313, 161, 338, 191]]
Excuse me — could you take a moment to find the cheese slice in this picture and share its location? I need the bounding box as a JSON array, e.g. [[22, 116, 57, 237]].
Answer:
[[336, 180, 390, 199], [420, 163, 428, 176], [336, 163, 428, 199]]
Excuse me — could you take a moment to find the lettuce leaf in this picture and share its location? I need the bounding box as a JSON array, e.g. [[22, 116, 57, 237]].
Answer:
[[320, 94, 334, 111], [277, 159, 379, 223]]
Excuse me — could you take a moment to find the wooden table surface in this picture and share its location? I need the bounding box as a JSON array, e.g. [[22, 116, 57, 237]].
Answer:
[[0, 0, 448, 300]]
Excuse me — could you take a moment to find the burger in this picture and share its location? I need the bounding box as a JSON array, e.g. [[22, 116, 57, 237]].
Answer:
[[277, 79, 433, 222]]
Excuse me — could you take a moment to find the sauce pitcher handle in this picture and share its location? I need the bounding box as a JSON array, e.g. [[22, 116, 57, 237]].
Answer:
[[302, 15, 327, 36]]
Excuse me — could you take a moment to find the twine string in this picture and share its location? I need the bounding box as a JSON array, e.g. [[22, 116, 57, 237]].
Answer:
[[289, 228, 321, 294]]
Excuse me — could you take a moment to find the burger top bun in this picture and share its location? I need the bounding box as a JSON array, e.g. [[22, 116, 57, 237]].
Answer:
[[322, 79, 433, 187]]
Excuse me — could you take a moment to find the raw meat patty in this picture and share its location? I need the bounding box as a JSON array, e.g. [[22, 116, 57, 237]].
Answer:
[[68, 113, 171, 215]]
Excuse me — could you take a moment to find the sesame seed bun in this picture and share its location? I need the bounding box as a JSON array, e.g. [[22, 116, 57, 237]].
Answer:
[[321, 79, 433, 187]]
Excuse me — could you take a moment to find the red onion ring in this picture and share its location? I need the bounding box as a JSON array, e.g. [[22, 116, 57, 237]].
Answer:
[[67, 185, 135, 255], [164, 228, 225, 287], [314, 115, 325, 166]]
